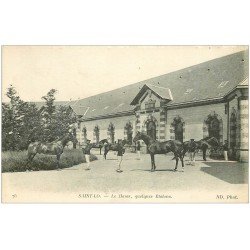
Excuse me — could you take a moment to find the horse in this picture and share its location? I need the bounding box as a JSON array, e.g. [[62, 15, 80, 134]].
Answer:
[[26, 132, 78, 170], [103, 139, 127, 160], [91, 139, 109, 155], [182, 137, 219, 161], [133, 132, 185, 172]]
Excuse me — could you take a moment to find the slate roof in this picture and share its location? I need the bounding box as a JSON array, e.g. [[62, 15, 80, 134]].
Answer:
[[68, 50, 248, 120], [30, 50, 248, 119]]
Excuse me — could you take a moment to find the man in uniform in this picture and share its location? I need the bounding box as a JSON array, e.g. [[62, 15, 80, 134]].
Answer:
[[103, 141, 109, 160], [116, 139, 124, 173], [136, 141, 141, 160], [223, 140, 229, 161], [188, 139, 196, 166], [82, 139, 92, 170]]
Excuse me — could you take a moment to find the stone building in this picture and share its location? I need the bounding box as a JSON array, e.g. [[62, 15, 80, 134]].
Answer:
[[68, 50, 248, 161]]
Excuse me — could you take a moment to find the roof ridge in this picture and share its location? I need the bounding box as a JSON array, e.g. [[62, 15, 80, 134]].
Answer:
[[69, 49, 248, 102], [147, 83, 171, 90]]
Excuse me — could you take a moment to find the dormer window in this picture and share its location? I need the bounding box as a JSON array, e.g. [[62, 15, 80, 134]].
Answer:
[[145, 99, 156, 110]]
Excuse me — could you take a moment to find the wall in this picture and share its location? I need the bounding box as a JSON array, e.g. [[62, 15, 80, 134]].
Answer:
[[76, 102, 234, 152], [165, 103, 228, 142], [77, 114, 135, 145]]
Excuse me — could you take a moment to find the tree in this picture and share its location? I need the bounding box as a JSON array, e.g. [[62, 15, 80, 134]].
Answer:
[[2, 86, 78, 151], [2, 86, 40, 150], [40, 89, 77, 142], [40, 89, 58, 141]]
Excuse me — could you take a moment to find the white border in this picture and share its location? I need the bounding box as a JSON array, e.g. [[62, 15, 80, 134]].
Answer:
[[0, 0, 249, 250]]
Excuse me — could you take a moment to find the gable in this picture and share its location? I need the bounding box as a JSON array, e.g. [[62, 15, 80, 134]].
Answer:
[[139, 90, 161, 110]]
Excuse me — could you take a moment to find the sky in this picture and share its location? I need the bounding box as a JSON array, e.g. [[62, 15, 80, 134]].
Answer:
[[2, 45, 247, 102]]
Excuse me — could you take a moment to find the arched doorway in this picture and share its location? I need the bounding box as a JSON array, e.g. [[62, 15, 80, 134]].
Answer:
[[93, 125, 100, 143], [203, 112, 223, 143], [108, 123, 115, 143], [82, 126, 87, 142], [124, 121, 133, 145], [171, 116, 184, 142], [147, 120, 156, 140], [209, 118, 220, 139]]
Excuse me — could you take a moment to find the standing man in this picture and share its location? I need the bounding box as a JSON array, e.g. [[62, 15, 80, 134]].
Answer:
[[82, 139, 92, 170], [223, 140, 229, 161], [103, 141, 109, 160], [136, 141, 141, 160], [188, 139, 196, 166], [116, 139, 124, 173]]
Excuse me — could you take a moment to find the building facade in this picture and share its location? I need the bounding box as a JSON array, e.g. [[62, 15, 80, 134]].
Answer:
[[69, 51, 248, 162]]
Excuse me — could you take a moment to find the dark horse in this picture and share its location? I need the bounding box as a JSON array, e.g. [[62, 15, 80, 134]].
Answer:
[[133, 132, 184, 172], [182, 137, 219, 160], [26, 132, 78, 170], [103, 139, 127, 159], [91, 139, 109, 155]]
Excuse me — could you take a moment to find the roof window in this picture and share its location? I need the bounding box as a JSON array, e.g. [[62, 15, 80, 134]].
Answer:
[[218, 81, 229, 88], [184, 88, 193, 94]]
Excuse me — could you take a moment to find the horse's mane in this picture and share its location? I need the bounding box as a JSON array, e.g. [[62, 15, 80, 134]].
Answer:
[[139, 132, 157, 142]]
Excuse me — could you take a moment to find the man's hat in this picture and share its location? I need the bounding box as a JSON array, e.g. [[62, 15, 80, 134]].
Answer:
[[190, 139, 195, 141]]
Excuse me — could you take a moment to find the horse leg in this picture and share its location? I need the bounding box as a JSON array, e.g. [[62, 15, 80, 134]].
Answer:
[[26, 153, 36, 171], [56, 154, 61, 170], [100, 146, 102, 155], [153, 155, 156, 170], [203, 148, 207, 161], [174, 155, 179, 171], [181, 156, 184, 172], [150, 153, 154, 172]]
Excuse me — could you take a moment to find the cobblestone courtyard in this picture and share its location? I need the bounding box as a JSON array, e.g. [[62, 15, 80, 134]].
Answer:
[[2, 149, 248, 203]]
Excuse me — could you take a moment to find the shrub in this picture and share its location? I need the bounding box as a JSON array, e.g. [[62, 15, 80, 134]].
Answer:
[[1, 149, 97, 172]]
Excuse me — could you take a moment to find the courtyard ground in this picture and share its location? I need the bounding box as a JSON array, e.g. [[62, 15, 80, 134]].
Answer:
[[2, 149, 248, 203]]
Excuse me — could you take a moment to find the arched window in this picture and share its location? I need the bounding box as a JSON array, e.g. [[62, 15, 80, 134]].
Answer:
[[147, 120, 156, 140], [108, 123, 115, 143], [209, 118, 220, 139], [124, 121, 133, 145], [203, 112, 223, 143], [171, 116, 184, 142], [230, 111, 237, 149], [93, 125, 100, 143]]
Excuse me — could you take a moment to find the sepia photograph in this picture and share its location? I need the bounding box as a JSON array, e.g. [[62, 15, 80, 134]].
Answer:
[[1, 45, 248, 203]]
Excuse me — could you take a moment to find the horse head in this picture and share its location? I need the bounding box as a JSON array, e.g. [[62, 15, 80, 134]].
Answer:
[[133, 131, 142, 143], [203, 137, 219, 149]]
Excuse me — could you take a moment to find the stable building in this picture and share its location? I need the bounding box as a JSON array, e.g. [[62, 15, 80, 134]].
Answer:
[[69, 50, 248, 162]]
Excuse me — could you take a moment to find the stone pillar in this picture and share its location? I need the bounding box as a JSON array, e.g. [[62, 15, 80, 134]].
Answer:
[[237, 93, 248, 162], [159, 108, 166, 141]]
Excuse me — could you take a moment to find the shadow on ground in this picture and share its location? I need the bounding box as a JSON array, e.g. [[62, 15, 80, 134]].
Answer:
[[201, 162, 248, 184], [131, 169, 174, 172]]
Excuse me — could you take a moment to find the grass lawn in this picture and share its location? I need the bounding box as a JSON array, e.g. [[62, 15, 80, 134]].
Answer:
[[1, 149, 97, 172]]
